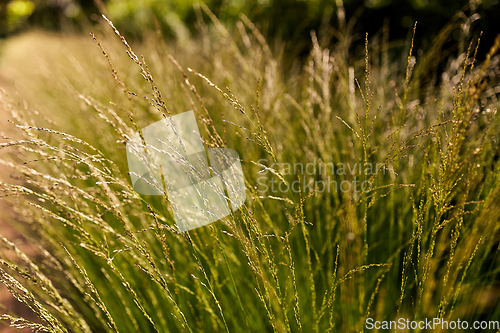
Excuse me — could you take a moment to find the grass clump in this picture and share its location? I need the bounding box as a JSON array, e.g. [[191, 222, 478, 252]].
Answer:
[[0, 7, 499, 332]]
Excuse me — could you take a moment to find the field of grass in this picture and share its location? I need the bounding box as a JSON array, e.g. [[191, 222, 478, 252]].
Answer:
[[0, 6, 499, 332]]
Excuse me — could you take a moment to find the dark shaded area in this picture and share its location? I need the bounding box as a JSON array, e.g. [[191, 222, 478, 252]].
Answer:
[[1, 0, 499, 68], [245, 0, 499, 66], [26, 0, 98, 31]]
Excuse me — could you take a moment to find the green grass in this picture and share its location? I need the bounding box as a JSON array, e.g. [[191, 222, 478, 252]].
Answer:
[[0, 6, 500, 332]]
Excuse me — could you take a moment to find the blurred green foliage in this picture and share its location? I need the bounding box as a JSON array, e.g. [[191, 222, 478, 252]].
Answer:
[[2, 0, 498, 37], [0, 0, 498, 65], [0, 0, 35, 34]]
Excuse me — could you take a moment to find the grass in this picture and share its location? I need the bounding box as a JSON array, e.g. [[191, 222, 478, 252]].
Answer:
[[0, 5, 499, 332]]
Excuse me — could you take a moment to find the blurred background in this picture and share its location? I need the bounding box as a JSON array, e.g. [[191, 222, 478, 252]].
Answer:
[[1, 0, 499, 61]]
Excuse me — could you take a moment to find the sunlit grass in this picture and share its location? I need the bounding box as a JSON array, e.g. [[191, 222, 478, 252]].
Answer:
[[0, 6, 499, 332]]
